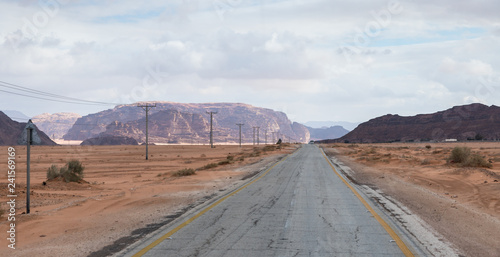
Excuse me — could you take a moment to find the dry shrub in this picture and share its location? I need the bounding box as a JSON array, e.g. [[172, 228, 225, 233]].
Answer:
[[448, 147, 492, 168], [449, 147, 471, 163], [172, 168, 196, 177], [200, 163, 218, 170], [464, 154, 492, 168], [46, 160, 85, 182], [218, 159, 232, 165], [263, 145, 277, 152]]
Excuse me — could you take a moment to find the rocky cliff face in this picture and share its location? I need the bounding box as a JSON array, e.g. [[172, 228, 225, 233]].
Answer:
[[63, 102, 310, 144], [0, 111, 57, 145], [32, 112, 81, 139], [334, 103, 500, 143]]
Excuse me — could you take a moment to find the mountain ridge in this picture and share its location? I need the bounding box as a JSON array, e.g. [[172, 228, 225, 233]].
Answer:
[[325, 103, 500, 143], [0, 111, 57, 146], [63, 102, 310, 144]]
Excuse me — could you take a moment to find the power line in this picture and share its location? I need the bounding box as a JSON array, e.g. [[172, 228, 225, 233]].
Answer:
[[0, 80, 123, 106]]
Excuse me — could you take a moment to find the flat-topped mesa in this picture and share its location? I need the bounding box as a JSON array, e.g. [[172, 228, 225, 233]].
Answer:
[[63, 102, 310, 144]]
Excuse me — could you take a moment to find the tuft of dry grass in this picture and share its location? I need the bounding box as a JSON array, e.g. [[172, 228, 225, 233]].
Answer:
[[172, 168, 196, 177], [200, 163, 218, 170]]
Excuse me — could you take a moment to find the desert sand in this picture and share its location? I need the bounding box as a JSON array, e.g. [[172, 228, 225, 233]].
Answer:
[[323, 142, 500, 257], [0, 144, 296, 257]]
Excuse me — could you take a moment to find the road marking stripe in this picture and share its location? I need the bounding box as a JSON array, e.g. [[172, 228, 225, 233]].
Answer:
[[132, 154, 290, 257], [321, 150, 415, 257]]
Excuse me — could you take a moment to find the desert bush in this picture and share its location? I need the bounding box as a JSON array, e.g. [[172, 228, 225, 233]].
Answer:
[[200, 163, 218, 170], [421, 159, 431, 165], [47, 165, 60, 180], [226, 155, 234, 161], [46, 160, 85, 182], [448, 147, 492, 168], [464, 154, 492, 168], [218, 159, 232, 165], [449, 147, 471, 164], [250, 149, 262, 157], [61, 160, 85, 182], [425, 145, 432, 149], [172, 168, 196, 177], [263, 145, 276, 152]]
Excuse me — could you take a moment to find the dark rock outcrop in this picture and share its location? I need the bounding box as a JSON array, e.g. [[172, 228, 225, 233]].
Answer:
[[0, 111, 57, 146], [329, 103, 500, 143], [80, 136, 138, 146]]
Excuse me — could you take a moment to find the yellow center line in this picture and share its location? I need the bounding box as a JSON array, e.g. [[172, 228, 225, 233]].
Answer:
[[132, 154, 290, 257], [321, 149, 415, 257]]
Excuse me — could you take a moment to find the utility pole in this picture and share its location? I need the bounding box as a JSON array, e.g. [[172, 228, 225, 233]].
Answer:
[[252, 127, 255, 145], [253, 127, 260, 145], [256, 127, 260, 145], [236, 123, 244, 147], [26, 121, 33, 214], [137, 103, 156, 160], [207, 111, 217, 148], [264, 129, 267, 145]]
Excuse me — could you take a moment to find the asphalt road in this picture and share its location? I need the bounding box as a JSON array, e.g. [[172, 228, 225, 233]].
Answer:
[[124, 145, 414, 257]]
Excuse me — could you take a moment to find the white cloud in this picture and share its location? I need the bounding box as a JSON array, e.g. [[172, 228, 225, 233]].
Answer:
[[1, 0, 500, 122]]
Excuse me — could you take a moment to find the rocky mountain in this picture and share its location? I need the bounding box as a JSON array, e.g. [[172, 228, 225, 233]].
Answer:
[[304, 121, 359, 131], [63, 102, 310, 144], [307, 125, 349, 141], [81, 136, 138, 146], [32, 112, 82, 139], [0, 111, 57, 145], [328, 103, 500, 143]]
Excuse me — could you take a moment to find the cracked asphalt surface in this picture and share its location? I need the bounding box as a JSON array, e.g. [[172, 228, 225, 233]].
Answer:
[[124, 145, 408, 256]]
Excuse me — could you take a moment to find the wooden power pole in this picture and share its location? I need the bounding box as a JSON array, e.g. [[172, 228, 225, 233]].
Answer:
[[137, 103, 156, 160], [206, 111, 217, 148], [236, 123, 244, 147]]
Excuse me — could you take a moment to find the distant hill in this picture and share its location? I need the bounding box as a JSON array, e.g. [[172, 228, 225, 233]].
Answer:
[[32, 112, 81, 139], [81, 136, 138, 146], [324, 103, 500, 143], [303, 121, 359, 131], [0, 111, 57, 145], [63, 102, 310, 144], [307, 125, 349, 141]]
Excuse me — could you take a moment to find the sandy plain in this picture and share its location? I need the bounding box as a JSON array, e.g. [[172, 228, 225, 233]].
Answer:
[[0, 144, 296, 257], [323, 142, 500, 257]]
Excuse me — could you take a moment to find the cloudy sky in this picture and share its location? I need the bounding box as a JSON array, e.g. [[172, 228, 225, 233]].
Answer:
[[1, 0, 499, 124]]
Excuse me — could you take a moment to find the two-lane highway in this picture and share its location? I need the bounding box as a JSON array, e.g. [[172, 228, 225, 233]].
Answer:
[[123, 145, 414, 256]]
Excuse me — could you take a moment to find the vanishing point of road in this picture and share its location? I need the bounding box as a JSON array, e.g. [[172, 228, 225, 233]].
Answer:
[[122, 144, 417, 257]]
